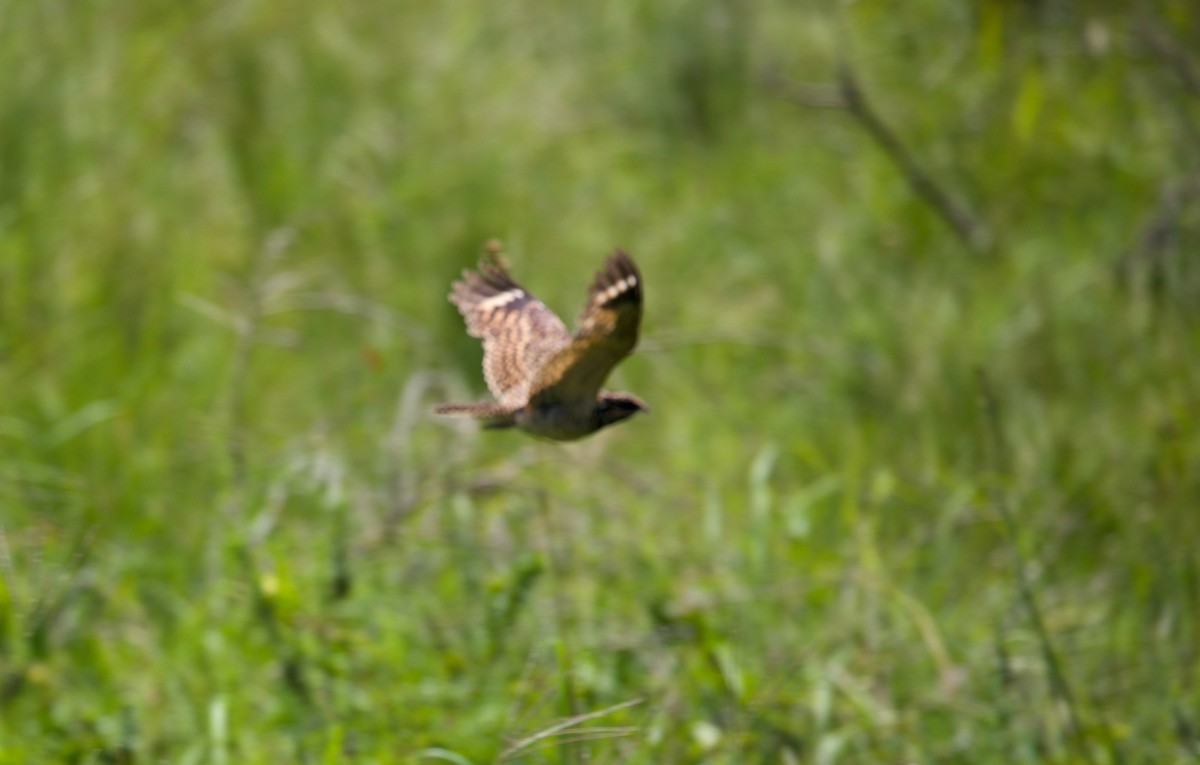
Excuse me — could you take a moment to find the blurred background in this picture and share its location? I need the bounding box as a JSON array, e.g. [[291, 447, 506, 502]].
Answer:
[[2, 1, 1198, 762]]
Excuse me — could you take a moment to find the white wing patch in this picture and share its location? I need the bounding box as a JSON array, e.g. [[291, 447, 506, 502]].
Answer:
[[598, 275, 638, 304], [478, 289, 525, 310]]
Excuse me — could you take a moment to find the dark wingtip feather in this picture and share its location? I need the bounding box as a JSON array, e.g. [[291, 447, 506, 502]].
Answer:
[[588, 249, 642, 306], [448, 260, 522, 308], [477, 261, 518, 291]]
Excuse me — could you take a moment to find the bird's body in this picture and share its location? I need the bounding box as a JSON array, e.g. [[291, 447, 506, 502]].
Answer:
[[514, 399, 608, 441], [435, 250, 647, 441]]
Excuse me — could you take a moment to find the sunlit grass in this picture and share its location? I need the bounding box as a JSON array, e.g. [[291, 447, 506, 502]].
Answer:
[[1, 1, 1198, 763]]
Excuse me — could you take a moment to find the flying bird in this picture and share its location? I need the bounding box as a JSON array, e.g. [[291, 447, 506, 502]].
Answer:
[[435, 249, 647, 441]]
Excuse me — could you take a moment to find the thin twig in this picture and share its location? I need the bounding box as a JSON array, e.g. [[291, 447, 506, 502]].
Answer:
[[496, 698, 644, 761], [1115, 175, 1200, 293], [1139, 21, 1200, 98], [837, 63, 991, 253], [224, 228, 293, 519], [976, 370, 1098, 765], [533, 470, 581, 763], [761, 71, 844, 109], [217, 230, 316, 733], [765, 64, 992, 254], [638, 328, 811, 354]]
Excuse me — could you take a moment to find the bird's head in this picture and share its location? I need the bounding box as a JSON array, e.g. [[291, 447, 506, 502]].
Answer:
[[594, 392, 649, 431]]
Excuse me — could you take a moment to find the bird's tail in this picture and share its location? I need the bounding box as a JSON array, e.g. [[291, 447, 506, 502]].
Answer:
[[432, 402, 518, 429]]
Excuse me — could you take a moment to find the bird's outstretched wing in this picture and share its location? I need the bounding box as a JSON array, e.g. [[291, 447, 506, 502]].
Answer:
[[447, 259, 571, 407], [527, 250, 642, 406]]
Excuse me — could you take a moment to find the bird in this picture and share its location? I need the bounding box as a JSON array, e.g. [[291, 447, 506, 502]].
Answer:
[[434, 248, 648, 441]]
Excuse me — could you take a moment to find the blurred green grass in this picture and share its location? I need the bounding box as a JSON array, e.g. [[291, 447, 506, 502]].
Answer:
[[2, 1, 1199, 762]]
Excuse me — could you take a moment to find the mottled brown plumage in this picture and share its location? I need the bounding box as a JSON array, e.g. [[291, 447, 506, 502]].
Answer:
[[435, 250, 647, 440]]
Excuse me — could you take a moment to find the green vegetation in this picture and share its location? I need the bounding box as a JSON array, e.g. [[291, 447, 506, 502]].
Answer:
[[2, 1, 1198, 762]]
